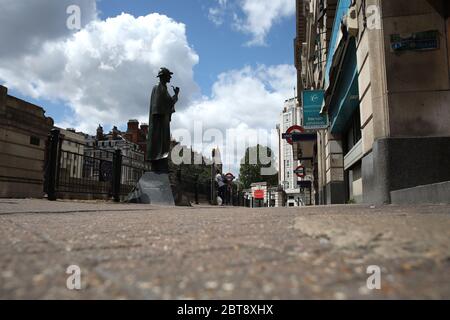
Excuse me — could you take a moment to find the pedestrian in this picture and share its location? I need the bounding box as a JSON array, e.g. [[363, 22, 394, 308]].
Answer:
[[215, 170, 226, 206]]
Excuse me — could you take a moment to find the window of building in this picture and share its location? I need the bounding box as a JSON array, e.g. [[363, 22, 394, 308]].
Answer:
[[30, 136, 40, 146], [343, 108, 362, 154]]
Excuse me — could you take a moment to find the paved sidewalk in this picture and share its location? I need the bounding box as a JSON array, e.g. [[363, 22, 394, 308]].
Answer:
[[1, 199, 449, 299]]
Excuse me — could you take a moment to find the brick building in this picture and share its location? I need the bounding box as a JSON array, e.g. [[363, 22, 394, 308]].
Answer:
[[123, 120, 148, 159]]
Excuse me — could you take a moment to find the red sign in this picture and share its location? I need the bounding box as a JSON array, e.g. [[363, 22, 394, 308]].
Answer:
[[294, 165, 305, 178], [285, 125, 305, 145], [254, 190, 265, 199]]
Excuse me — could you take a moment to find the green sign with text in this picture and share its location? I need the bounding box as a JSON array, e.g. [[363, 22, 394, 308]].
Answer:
[[302, 90, 328, 129]]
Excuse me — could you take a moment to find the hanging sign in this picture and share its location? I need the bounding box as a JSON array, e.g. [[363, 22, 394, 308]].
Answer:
[[302, 90, 328, 130]]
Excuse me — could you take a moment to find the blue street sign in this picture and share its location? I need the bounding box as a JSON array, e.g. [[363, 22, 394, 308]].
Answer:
[[292, 133, 317, 142], [282, 133, 316, 142]]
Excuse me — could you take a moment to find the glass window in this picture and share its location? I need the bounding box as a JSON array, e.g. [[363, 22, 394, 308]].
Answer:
[[344, 108, 362, 154], [30, 136, 40, 146]]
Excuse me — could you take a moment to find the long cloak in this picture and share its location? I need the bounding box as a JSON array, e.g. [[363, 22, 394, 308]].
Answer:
[[147, 83, 177, 161]]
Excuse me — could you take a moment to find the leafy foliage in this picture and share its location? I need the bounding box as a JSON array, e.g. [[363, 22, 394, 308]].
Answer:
[[239, 145, 278, 189]]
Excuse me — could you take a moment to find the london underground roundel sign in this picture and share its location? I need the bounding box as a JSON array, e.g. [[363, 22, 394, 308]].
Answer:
[[294, 165, 306, 178], [286, 125, 304, 145]]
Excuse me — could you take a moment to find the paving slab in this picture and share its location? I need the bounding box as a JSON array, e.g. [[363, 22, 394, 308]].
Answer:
[[0, 200, 449, 299]]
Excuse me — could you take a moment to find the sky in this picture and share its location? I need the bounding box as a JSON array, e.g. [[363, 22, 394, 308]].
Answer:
[[0, 0, 297, 175]]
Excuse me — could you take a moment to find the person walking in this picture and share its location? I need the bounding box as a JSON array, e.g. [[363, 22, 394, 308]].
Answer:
[[215, 170, 226, 205]]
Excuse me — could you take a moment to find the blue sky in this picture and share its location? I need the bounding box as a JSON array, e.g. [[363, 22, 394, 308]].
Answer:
[[97, 0, 296, 97], [6, 0, 296, 126]]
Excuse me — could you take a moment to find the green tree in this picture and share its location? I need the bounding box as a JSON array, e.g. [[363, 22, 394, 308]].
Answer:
[[239, 145, 278, 189]]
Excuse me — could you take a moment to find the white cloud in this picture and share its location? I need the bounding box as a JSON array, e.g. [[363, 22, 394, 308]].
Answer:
[[173, 64, 296, 174], [208, 0, 229, 26], [236, 0, 296, 46], [0, 0, 97, 57], [0, 12, 200, 134], [208, 7, 225, 26], [208, 0, 296, 46]]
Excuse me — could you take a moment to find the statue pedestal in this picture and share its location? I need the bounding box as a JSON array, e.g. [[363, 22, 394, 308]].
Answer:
[[126, 171, 175, 206], [126, 170, 192, 206], [151, 158, 169, 173]]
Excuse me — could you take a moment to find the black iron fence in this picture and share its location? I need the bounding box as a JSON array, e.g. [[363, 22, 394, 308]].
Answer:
[[44, 129, 218, 203], [45, 129, 150, 202], [177, 172, 212, 205]]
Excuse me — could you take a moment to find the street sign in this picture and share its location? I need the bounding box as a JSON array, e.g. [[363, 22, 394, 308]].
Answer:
[[390, 30, 439, 52], [284, 125, 304, 145], [294, 165, 305, 178], [254, 190, 264, 199], [292, 133, 316, 142], [302, 90, 328, 129], [283, 132, 316, 142]]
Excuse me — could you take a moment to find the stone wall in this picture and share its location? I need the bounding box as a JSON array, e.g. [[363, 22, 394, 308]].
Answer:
[[382, 0, 450, 137], [0, 86, 54, 198]]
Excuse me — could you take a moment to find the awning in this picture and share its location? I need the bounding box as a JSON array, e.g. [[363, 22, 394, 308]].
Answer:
[[321, 24, 349, 114], [322, 34, 360, 134]]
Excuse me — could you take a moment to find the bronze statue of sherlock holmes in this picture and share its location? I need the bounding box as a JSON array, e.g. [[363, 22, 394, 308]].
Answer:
[[147, 67, 180, 172]]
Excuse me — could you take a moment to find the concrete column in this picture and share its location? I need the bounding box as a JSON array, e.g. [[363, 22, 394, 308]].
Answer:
[[367, 0, 390, 140]]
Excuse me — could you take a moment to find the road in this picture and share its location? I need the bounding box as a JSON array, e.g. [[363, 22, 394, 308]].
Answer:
[[1, 199, 449, 299]]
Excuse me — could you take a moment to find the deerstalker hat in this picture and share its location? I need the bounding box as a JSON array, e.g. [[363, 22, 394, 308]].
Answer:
[[157, 67, 173, 78]]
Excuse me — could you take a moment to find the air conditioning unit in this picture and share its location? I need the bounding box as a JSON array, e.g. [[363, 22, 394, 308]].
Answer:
[[346, 5, 359, 37]]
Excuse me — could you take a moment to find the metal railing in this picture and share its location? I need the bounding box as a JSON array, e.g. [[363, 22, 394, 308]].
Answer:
[[44, 129, 221, 204], [178, 172, 212, 205], [44, 129, 149, 202]]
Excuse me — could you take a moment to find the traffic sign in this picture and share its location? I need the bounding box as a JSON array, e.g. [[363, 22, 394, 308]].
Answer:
[[285, 125, 304, 145], [254, 190, 264, 199], [294, 165, 305, 178], [282, 132, 316, 142]]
